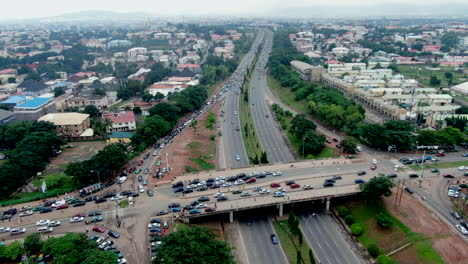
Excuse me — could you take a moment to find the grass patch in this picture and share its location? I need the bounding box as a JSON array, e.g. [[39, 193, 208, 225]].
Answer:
[[33, 172, 77, 190], [110, 100, 127, 110], [205, 112, 216, 130], [185, 141, 201, 149], [314, 147, 339, 159], [189, 157, 214, 170], [185, 166, 199, 173], [272, 219, 315, 264], [0, 187, 77, 207], [118, 200, 129, 208], [174, 222, 191, 232], [397, 64, 466, 88], [267, 75, 309, 114], [348, 200, 444, 263], [409, 160, 468, 170]]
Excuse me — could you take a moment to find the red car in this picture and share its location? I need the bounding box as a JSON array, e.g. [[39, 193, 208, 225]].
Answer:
[[92, 226, 106, 233], [56, 204, 69, 210], [245, 178, 256, 184], [137, 160, 144, 166], [74, 213, 86, 218], [443, 174, 454, 178], [290, 183, 300, 189], [371, 165, 377, 170], [205, 207, 216, 212], [436, 152, 445, 157], [270, 183, 280, 188], [129, 167, 136, 173]]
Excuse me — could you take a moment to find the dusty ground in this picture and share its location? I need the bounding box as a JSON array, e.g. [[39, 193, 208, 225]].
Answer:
[[384, 190, 468, 264], [45, 141, 107, 174]]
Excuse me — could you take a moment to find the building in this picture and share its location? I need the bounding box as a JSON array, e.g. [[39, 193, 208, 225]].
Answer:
[[290, 61, 325, 82], [107, 132, 134, 144], [38, 113, 90, 137], [66, 95, 108, 110], [18, 80, 51, 97], [107, 40, 132, 48], [1, 95, 27, 108], [0, 109, 15, 124], [13, 97, 55, 121], [451, 81, 468, 97], [102, 111, 136, 133]]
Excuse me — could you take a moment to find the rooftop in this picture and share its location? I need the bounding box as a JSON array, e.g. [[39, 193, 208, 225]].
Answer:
[[1, 95, 27, 104], [108, 132, 134, 139], [15, 97, 53, 109], [38, 113, 89, 126], [102, 111, 135, 124]]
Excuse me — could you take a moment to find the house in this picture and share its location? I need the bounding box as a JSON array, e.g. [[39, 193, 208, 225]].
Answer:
[[102, 111, 136, 133], [53, 93, 74, 111], [38, 113, 90, 137], [107, 132, 134, 144], [1, 95, 27, 108], [18, 80, 51, 97], [13, 97, 55, 121], [0, 109, 15, 124], [66, 95, 108, 110]]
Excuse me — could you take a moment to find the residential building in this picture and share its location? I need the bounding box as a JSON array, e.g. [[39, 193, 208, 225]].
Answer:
[[18, 80, 51, 97], [290, 61, 325, 82], [38, 113, 90, 137], [0, 109, 15, 124], [13, 97, 55, 121], [451, 81, 468, 96], [102, 111, 136, 133], [0, 95, 27, 107]]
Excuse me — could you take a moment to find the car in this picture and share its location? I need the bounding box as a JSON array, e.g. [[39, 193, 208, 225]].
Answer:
[[273, 191, 286, 197], [256, 173, 266, 179], [357, 171, 366, 176], [221, 183, 231, 188], [245, 178, 256, 184], [88, 211, 102, 217], [19, 205, 32, 212], [48, 220, 61, 227], [147, 189, 154, 196], [240, 191, 252, 197], [205, 207, 216, 212], [36, 219, 50, 226], [137, 160, 144, 166], [111, 195, 123, 201], [372, 159, 377, 164], [108, 230, 120, 238], [173, 187, 184, 193], [168, 203, 181, 208], [234, 179, 244, 185], [103, 192, 116, 198], [105, 180, 115, 187], [32, 206, 44, 212], [150, 218, 161, 224], [128, 167, 136, 173], [189, 209, 202, 214], [451, 211, 462, 220], [272, 171, 282, 176], [387, 174, 398, 178], [195, 203, 208, 209], [90, 216, 104, 223], [198, 196, 210, 202], [0, 227, 11, 233], [73, 201, 86, 207], [303, 185, 313, 190], [371, 165, 377, 170], [431, 169, 440, 173], [142, 179, 148, 186], [332, 175, 342, 180], [270, 183, 281, 188], [235, 155, 241, 161], [271, 234, 278, 244], [458, 166, 468, 171], [354, 179, 365, 184], [85, 196, 97, 202], [259, 188, 270, 194], [183, 189, 193, 194], [40, 208, 53, 214], [409, 174, 419, 178], [19, 210, 33, 217], [285, 181, 295, 186], [462, 153, 468, 157], [93, 226, 106, 233], [336, 144, 342, 148], [70, 216, 85, 223], [156, 210, 168, 216], [461, 221, 468, 230], [455, 224, 468, 235], [44, 200, 56, 207], [443, 174, 455, 178], [10, 227, 26, 235], [215, 176, 226, 181], [217, 196, 228, 201], [138, 175, 143, 182], [405, 187, 415, 194], [37, 226, 53, 233], [436, 152, 445, 157], [290, 183, 300, 189], [347, 155, 356, 159], [325, 139, 332, 143], [134, 169, 142, 174]]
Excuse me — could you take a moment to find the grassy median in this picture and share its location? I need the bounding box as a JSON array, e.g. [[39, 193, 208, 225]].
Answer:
[[272, 219, 316, 264], [409, 160, 468, 170]]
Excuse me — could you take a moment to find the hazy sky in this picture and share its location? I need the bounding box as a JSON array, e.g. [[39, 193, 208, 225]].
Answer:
[[4, 0, 468, 19]]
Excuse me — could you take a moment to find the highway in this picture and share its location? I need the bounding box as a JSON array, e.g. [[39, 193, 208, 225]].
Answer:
[[250, 29, 295, 163], [220, 30, 265, 169], [238, 217, 288, 264], [299, 211, 364, 264]]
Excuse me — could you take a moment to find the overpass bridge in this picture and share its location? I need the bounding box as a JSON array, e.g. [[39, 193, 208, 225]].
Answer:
[[180, 184, 360, 223]]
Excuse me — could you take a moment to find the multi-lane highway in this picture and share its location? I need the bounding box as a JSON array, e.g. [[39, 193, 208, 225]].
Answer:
[[249, 29, 295, 163]]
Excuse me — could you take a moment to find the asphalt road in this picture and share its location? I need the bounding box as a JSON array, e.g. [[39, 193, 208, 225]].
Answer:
[[250, 29, 295, 163], [238, 217, 289, 264], [299, 211, 364, 264]]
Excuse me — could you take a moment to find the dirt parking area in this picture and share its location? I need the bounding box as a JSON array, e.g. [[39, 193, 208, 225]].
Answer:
[[384, 190, 468, 264], [45, 141, 107, 174]]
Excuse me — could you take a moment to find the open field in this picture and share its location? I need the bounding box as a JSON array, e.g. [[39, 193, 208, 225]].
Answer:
[[397, 64, 467, 88]]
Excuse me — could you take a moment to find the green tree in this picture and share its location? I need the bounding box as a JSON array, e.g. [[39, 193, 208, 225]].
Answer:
[[302, 131, 325, 156], [131, 115, 172, 148], [142, 93, 153, 102], [296, 250, 303, 264], [24, 232, 43, 253], [350, 223, 363, 236], [344, 215, 355, 225], [437, 126, 464, 146], [341, 136, 358, 153], [376, 254, 394, 264], [289, 114, 317, 139], [2, 241, 22, 260], [367, 244, 381, 258], [337, 205, 350, 217], [416, 130, 441, 146], [54, 87, 65, 97], [152, 226, 235, 264], [429, 76, 441, 86], [444, 72, 453, 80], [7, 77, 16, 83], [376, 213, 393, 229], [260, 151, 269, 164], [133, 106, 142, 114], [154, 92, 165, 100], [360, 176, 395, 200], [83, 105, 100, 117], [441, 32, 459, 48], [309, 249, 315, 264], [455, 106, 468, 114]]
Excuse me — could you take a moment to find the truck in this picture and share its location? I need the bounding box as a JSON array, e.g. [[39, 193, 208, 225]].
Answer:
[[79, 183, 104, 197]]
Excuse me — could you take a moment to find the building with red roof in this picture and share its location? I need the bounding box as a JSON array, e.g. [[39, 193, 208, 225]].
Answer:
[[423, 45, 441, 52], [102, 111, 136, 133], [177, 64, 200, 70]]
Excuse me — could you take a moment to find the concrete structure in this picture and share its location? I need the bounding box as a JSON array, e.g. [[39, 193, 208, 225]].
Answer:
[[38, 113, 90, 137], [290, 61, 325, 82], [451, 81, 468, 97], [102, 111, 136, 133], [0, 109, 15, 124], [67, 95, 108, 110], [13, 97, 55, 121]]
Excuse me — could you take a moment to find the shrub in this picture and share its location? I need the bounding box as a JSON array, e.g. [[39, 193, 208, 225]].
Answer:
[[376, 212, 393, 229], [350, 223, 363, 236], [210, 134, 216, 141], [337, 205, 350, 217], [344, 215, 355, 225], [376, 254, 394, 264], [367, 244, 381, 258]]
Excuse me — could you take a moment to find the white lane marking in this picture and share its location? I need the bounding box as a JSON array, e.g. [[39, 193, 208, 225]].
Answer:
[[236, 220, 251, 264]]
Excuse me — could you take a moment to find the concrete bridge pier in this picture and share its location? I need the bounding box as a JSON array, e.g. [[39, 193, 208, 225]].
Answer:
[[325, 197, 331, 211], [229, 211, 234, 223], [278, 203, 283, 217]]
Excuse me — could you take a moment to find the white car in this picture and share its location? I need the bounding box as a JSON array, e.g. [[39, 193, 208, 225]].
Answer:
[[198, 181, 207, 187], [0, 227, 11, 233], [372, 159, 377, 164], [20, 210, 33, 217], [259, 188, 270, 194], [273, 191, 286, 197], [272, 171, 282, 176], [235, 155, 241, 161], [216, 180, 226, 185], [118, 258, 127, 264], [36, 219, 50, 226], [214, 192, 224, 198], [37, 226, 53, 233], [148, 223, 161, 228], [111, 195, 123, 201], [240, 191, 251, 197], [222, 182, 232, 188], [19, 205, 32, 212], [195, 203, 208, 209], [48, 220, 61, 227], [303, 185, 313, 190], [215, 176, 226, 181], [455, 224, 468, 235], [69, 216, 84, 223], [458, 166, 468, 171], [234, 179, 244, 185], [10, 227, 26, 235], [64, 195, 74, 202], [276, 188, 285, 192], [51, 200, 65, 208], [118, 176, 127, 184]]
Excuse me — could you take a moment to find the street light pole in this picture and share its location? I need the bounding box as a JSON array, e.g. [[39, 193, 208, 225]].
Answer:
[[91, 170, 101, 190], [302, 137, 306, 158]]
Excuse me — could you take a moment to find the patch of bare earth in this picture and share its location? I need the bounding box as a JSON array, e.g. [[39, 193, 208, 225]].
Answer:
[[384, 190, 468, 264]]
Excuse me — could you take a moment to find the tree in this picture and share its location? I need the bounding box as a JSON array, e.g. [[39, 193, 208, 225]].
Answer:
[[154, 92, 165, 100], [441, 32, 459, 48], [289, 114, 317, 140], [376, 213, 393, 228], [152, 226, 235, 264], [296, 250, 303, 264], [83, 105, 100, 117], [416, 130, 441, 146], [455, 106, 468, 114], [341, 136, 358, 153], [302, 131, 325, 156], [376, 254, 394, 264], [437, 126, 464, 146], [337, 205, 350, 217], [133, 106, 142, 114], [24, 232, 43, 253], [0, 241, 22, 260], [54, 87, 65, 97], [142, 93, 153, 102], [344, 215, 355, 225], [350, 223, 363, 236], [260, 151, 269, 164], [360, 176, 395, 200], [131, 115, 172, 148], [429, 76, 441, 86], [367, 244, 381, 258], [7, 77, 16, 83], [148, 102, 180, 124], [309, 249, 315, 264]]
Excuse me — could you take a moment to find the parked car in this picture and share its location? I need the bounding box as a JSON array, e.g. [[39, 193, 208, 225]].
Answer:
[[88, 210, 102, 216], [108, 230, 120, 238], [69, 216, 84, 223], [48, 220, 61, 227], [290, 183, 300, 189], [93, 226, 106, 233], [443, 174, 455, 178], [10, 227, 26, 235], [451, 211, 462, 220], [36, 219, 50, 226], [147, 189, 154, 196], [271, 183, 280, 188], [40, 208, 53, 214], [387, 174, 398, 178], [409, 174, 419, 178]]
